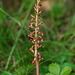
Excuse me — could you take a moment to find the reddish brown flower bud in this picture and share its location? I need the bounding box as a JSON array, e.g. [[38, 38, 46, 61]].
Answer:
[[32, 57, 36, 64], [37, 39, 40, 43], [29, 31, 35, 36], [35, 3, 37, 7], [39, 4, 42, 6], [38, 44, 44, 48], [28, 25, 31, 28], [28, 34, 30, 37], [33, 37, 36, 41], [36, 26, 40, 30], [38, 35, 42, 39], [38, 21, 43, 25], [29, 39, 34, 43], [41, 38, 44, 42], [29, 45, 35, 54], [29, 39, 32, 42], [39, 55, 43, 59], [34, 11, 38, 15], [37, 26, 40, 30], [41, 21, 43, 24], [38, 31, 44, 35], [28, 25, 34, 29], [41, 31, 44, 35], [33, 7, 37, 11], [38, 17, 42, 22], [29, 47, 33, 50], [30, 14, 35, 18], [30, 49, 34, 54], [39, 10, 43, 14], [31, 18, 36, 21], [31, 18, 34, 21], [38, 53, 43, 60], [38, 4, 42, 9]]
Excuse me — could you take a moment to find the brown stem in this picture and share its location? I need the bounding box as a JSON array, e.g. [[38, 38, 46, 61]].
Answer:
[[35, 0, 39, 75]]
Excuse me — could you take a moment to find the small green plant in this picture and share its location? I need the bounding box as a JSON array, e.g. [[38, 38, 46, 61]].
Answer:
[[46, 63, 72, 75]]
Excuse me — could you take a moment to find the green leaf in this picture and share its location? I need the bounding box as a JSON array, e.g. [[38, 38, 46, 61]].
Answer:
[[49, 63, 60, 75], [60, 67, 72, 75], [71, 73, 75, 75], [2, 71, 12, 75], [46, 73, 54, 75], [62, 62, 75, 70]]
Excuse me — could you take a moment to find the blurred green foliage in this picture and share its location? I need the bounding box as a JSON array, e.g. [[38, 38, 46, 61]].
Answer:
[[46, 63, 72, 75], [0, 0, 75, 75]]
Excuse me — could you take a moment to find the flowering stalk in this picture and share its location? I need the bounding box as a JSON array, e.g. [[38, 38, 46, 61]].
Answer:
[[28, 0, 44, 75]]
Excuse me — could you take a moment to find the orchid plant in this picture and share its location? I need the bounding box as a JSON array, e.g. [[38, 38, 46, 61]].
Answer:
[[28, 0, 44, 75]]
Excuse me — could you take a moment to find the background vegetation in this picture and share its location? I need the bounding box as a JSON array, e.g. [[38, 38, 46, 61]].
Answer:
[[0, 0, 75, 75]]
